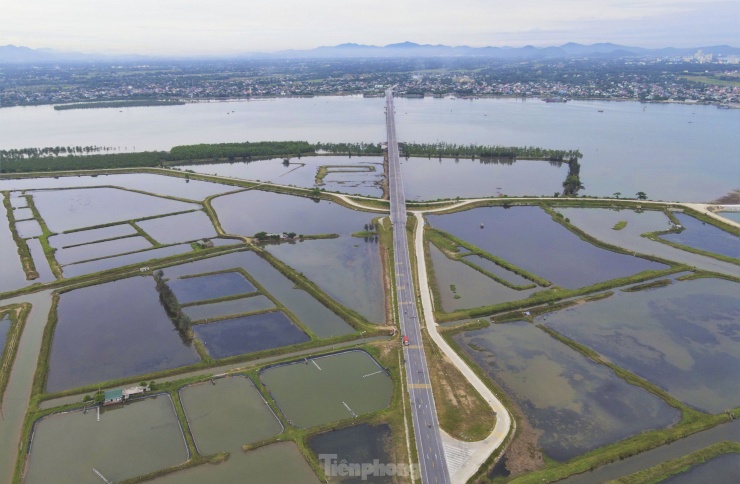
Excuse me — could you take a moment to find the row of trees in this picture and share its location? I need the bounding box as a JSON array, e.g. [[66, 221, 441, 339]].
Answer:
[[315, 142, 384, 156], [153, 270, 193, 340], [167, 141, 315, 162], [1, 145, 114, 159], [398, 142, 583, 161]]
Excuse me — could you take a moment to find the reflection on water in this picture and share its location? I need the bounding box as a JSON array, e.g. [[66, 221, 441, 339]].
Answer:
[[660, 213, 739, 259], [161, 250, 354, 337], [193, 311, 309, 359], [167, 271, 256, 304], [663, 452, 740, 484], [309, 423, 394, 484], [267, 237, 386, 323], [455, 321, 679, 461], [428, 206, 667, 289], [428, 244, 537, 312], [47, 276, 200, 392], [182, 156, 384, 197], [136, 210, 217, 245], [30, 187, 199, 233], [403, 157, 567, 200], [543, 278, 740, 413], [212, 189, 376, 237]]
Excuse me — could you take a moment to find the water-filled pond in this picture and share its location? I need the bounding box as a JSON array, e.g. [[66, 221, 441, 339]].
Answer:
[[660, 213, 739, 259], [46, 276, 200, 392], [12, 207, 33, 220], [14, 219, 42, 238], [428, 244, 538, 312], [136, 210, 217, 245], [663, 452, 739, 484], [30, 187, 199, 233], [211, 189, 376, 237], [542, 277, 740, 413], [402, 157, 567, 200], [26, 238, 56, 282], [267, 237, 386, 323], [261, 350, 393, 428], [167, 271, 256, 304], [179, 376, 282, 454], [25, 395, 188, 484], [309, 423, 394, 484], [153, 441, 320, 483], [181, 156, 385, 197], [427, 206, 668, 288], [718, 212, 740, 224], [454, 321, 679, 461], [0, 172, 233, 201], [0, 211, 29, 293], [61, 243, 193, 278], [193, 311, 309, 359], [55, 235, 152, 265], [161, 251, 354, 338], [183, 295, 275, 322], [49, 223, 137, 248], [0, 314, 10, 353]]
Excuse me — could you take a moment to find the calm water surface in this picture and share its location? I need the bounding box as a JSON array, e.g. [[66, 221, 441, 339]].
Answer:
[[0, 172, 233, 201], [55, 235, 151, 265], [49, 223, 136, 248], [542, 278, 740, 413], [168, 271, 256, 304], [2, 98, 737, 201], [427, 206, 667, 288], [428, 244, 537, 312], [26, 395, 188, 484], [261, 351, 393, 428], [153, 441, 320, 484], [183, 295, 275, 321], [212, 189, 376, 237], [161, 251, 353, 337], [455, 321, 679, 460], [309, 423, 394, 484], [179, 376, 282, 454], [0, 314, 10, 352], [660, 213, 739, 259], [193, 311, 309, 359], [30, 187, 199, 233], [663, 452, 740, 484], [182, 156, 384, 197], [267, 237, 386, 323], [61, 243, 193, 277], [136, 210, 217, 245], [46, 276, 200, 392]]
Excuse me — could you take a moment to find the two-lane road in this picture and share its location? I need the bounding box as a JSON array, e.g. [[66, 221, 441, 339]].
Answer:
[[386, 89, 451, 484]]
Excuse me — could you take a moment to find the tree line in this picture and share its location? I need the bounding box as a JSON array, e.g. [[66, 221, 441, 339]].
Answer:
[[153, 270, 193, 340], [399, 142, 582, 161]]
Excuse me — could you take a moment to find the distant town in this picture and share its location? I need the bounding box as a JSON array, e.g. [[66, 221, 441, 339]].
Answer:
[[1, 51, 738, 108]]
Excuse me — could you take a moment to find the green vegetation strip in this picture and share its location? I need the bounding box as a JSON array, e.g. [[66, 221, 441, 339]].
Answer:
[[622, 279, 673, 292], [23, 194, 62, 279], [427, 227, 551, 287], [608, 441, 740, 484], [612, 220, 628, 230], [0, 303, 31, 406], [1, 191, 38, 279]]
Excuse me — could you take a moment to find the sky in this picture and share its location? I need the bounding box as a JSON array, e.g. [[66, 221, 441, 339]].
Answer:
[[2, 0, 738, 56]]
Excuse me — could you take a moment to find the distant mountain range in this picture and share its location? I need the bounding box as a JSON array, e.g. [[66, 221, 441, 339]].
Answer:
[[2, 42, 739, 64]]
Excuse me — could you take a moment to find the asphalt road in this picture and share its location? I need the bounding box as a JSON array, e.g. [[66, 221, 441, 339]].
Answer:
[[386, 89, 451, 484]]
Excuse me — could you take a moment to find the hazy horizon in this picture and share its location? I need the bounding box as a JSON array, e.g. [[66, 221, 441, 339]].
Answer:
[[2, 0, 738, 57]]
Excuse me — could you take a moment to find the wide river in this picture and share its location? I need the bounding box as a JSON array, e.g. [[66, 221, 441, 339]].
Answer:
[[1, 97, 738, 202]]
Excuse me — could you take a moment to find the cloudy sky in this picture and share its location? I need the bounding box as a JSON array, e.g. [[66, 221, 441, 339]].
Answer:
[[2, 0, 738, 55]]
